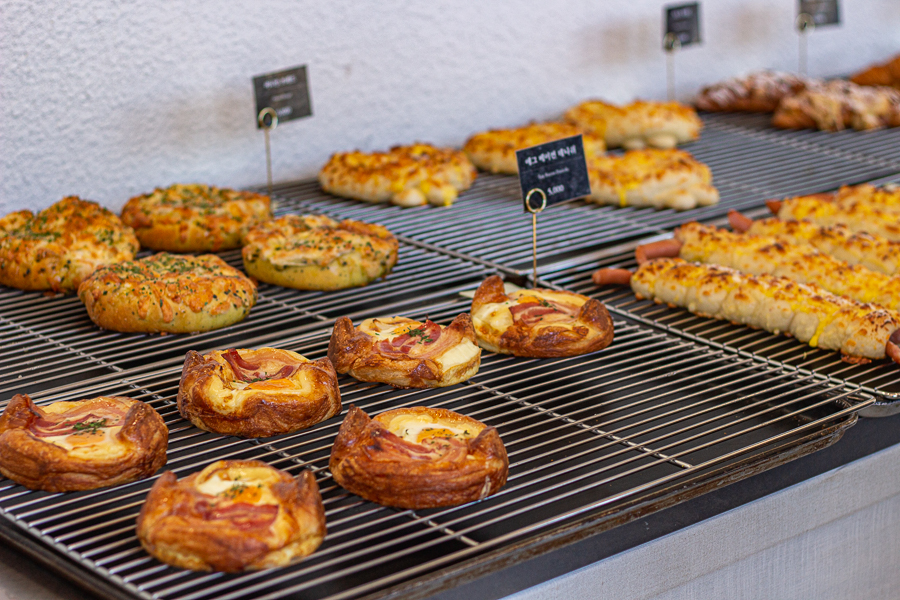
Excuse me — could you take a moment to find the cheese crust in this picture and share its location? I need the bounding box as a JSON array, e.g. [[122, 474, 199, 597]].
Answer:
[[470, 275, 614, 357], [319, 143, 477, 207], [120, 183, 271, 252], [242, 215, 399, 290], [462, 122, 606, 174], [136, 460, 326, 572], [329, 405, 508, 509], [564, 100, 702, 150], [586, 149, 718, 211], [774, 185, 900, 241], [177, 347, 342, 437], [78, 253, 257, 333], [772, 80, 900, 131], [0, 197, 139, 292], [0, 394, 167, 492], [327, 314, 481, 388]]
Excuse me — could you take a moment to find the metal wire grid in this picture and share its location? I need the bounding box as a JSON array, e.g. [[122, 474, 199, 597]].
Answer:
[[0, 294, 865, 600]]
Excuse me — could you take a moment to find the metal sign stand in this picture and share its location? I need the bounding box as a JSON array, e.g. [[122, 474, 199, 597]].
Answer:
[[663, 33, 681, 101], [796, 13, 814, 77], [524, 188, 547, 287], [257, 107, 279, 197]]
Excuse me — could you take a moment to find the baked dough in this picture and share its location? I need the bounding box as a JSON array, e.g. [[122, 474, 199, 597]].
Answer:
[[0, 394, 167, 492], [564, 100, 702, 150], [136, 460, 325, 572], [694, 71, 812, 113], [177, 347, 341, 438], [78, 253, 257, 333], [470, 275, 614, 357], [851, 54, 900, 90], [329, 405, 508, 509], [586, 149, 719, 210], [242, 215, 399, 290], [120, 183, 271, 252], [462, 122, 606, 174], [319, 143, 477, 207], [0, 196, 139, 292], [328, 314, 481, 388], [772, 80, 900, 131]]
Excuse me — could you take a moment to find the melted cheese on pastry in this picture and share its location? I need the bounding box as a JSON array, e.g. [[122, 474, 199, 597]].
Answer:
[[472, 289, 585, 332], [386, 413, 481, 444], [358, 317, 480, 369], [195, 465, 280, 505]]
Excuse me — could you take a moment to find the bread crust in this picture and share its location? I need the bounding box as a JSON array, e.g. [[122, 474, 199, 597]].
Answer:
[[564, 100, 701, 149], [851, 54, 900, 89], [78, 253, 257, 333], [120, 184, 271, 252], [0, 394, 167, 492], [327, 314, 481, 388], [329, 405, 508, 509], [0, 197, 139, 292], [772, 80, 900, 131], [242, 215, 399, 290], [136, 460, 326, 572], [694, 72, 811, 113], [177, 348, 342, 438]]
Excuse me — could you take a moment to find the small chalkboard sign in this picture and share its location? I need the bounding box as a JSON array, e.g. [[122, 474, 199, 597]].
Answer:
[[515, 135, 591, 212], [664, 3, 701, 48], [253, 65, 312, 128], [799, 0, 840, 27]]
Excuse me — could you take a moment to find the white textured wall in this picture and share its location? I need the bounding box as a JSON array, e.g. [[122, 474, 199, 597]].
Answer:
[[2, 0, 899, 214]]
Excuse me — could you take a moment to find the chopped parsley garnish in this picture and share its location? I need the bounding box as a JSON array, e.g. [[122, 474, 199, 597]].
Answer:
[[220, 483, 248, 499], [406, 328, 433, 343], [71, 419, 108, 435]]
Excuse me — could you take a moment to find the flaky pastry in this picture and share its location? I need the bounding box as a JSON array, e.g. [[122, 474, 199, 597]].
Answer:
[[462, 122, 605, 174], [694, 72, 812, 113], [329, 405, 508, 509], [564, 100, 701, 150], [136, 460, 325, 572], [328, 314, 481, 388], [0, 394, 167, 492], [851, 54, 900, 90], [772, 80, 900, 131], [242, 215, 399, 291], [177, 347, 341, 438], [470, 275, 614, 357]]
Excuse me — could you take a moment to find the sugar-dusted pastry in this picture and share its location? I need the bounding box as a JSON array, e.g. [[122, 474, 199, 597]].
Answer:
[[78, 253, 257, 333], [177, 347, 341, 438], [0, 394, 167, 492], [462, 122, 605, 174], [564, 100, 702, 150], [694, 71, 813, 113], [772, 80, 900, 131], [328, 314, 481, 388], [329, 405, 508, 509], [120, 183, 271, 252], [319, 143, 476, 207], [0, 197, 139, 292], [470, 275, 614, 357], [242, 215, 399, 291], [586, 149, 718, 210], [136, 460, 325, 572]]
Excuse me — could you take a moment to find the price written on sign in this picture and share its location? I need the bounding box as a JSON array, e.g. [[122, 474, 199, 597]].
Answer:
[[252, 65, 312, 128], [515, 135, 592, 212], [664, 2, 701, 48], [799, 0, 840, 26]]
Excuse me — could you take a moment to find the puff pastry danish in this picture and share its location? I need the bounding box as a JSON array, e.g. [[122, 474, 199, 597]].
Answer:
[[564, 100, 702, 150], [462, 122, 605, 174]]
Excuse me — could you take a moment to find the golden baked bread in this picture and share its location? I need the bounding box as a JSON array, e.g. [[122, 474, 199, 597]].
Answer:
[[242, 215, 399, 291], [0, 197, 139, 292], [470, 275, 614, 357], [0, 394, 167, 492], [851, 54, 900, 90], [694, 71, 812, 112], [319, 143, 477, 207], [120, 183, 271, 252], [177, 347, 341, 438], [564, 100, 702, 150], [462, 122, 605, 174], [136, 460, 325, 572], [328, 314, 481, 388], [772, 80, 900, 131], [329, 405, 508, 509], [78, 253, 257, 333], [586, 149, 719, 210]]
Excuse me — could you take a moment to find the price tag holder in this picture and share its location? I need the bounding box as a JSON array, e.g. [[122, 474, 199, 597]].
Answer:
[[799, 0, 840, 27], [515, 135, 592, 286], [663, 2, 701, 100]]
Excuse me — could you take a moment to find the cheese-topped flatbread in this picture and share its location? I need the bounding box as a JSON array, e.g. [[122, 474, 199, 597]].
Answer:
[[462, 122, 605, 174]]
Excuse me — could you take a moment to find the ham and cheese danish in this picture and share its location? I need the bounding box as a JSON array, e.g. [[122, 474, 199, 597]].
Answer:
[[0, 394, 167, 492], [470, 275, 614, 357], [772, 80, 900, 131], [329, 405, 508, 509], [694, 71, 813, 113], [592, 258, 900, 364], [136, 460, 326, 572], [328, 314, 481, 388], [177, 347, 341, 438], [564, 100, 702, 150]]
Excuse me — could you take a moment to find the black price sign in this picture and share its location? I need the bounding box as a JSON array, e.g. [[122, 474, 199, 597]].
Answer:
[[515, 135, 591, 212], [799, 0, 840, 26], [253, 65, 312, 128], [664, 3, 701, 48]]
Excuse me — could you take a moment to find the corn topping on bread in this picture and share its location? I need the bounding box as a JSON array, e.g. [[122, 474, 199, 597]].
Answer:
[[772, 80, 900, 131], [586, 149, 718, 210], [770, 184, 900, 241], [462, 122, 605, 174], [694, 71, 813, 113], [319, 143, 476, 208], [121, 184, 271, 252], [564, 100, 702, 150], [0, 197, 139, 292]]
